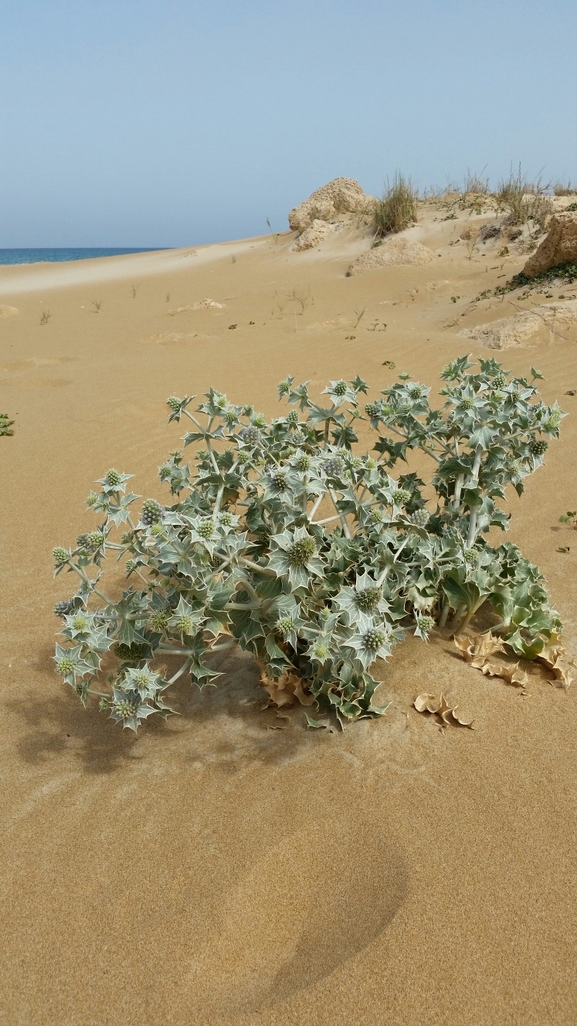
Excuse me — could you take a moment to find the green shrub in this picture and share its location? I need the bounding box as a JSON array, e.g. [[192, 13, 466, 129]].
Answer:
[[372, 173, 418, 238], [53, 358, 564, 731]]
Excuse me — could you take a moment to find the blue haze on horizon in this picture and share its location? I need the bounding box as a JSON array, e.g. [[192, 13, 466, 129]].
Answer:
[[2, 0, 576, 249]]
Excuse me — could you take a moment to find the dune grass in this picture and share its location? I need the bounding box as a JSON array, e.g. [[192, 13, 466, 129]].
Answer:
[[372, 173, 418, 238]]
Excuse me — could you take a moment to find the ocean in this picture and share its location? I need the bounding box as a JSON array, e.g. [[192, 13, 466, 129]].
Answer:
[[0, 247, 168, 266]]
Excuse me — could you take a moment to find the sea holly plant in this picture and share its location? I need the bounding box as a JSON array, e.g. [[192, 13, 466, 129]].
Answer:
[[53, 357, 565, 730]]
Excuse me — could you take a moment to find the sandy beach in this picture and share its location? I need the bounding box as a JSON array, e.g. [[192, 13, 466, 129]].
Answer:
[[2, 196, 577, 1025]]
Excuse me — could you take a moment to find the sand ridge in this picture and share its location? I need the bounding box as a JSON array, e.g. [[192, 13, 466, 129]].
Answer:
[[2, 200, 577, 1025]]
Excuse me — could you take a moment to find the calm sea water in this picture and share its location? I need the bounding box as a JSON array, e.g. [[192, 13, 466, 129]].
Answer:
[[0, 247, 168, 266]]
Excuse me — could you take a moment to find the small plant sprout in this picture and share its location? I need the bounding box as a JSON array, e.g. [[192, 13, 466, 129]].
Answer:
[[40, 310, 51, 325], [266, 217, 279, 244], [0, 413, 15, 436], [353, 307, 366, 329], [165, 292, 170, 303], [92, 300, 102, 313], [290, 287, 312, 314], [54, 358, 565, 732], [131, 285, 138, 298], [559, 510, 577, 529]]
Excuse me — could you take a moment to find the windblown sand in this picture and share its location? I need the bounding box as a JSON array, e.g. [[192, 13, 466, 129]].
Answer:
[[1, 204, 577, 1025]]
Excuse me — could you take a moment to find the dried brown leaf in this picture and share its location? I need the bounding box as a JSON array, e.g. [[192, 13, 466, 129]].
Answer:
[[260, 669, 315, 708], [454, 631, 506, 668], [480, 658, 529, 689], [536, 639, 576, 688], [414, 692, 474, 728]]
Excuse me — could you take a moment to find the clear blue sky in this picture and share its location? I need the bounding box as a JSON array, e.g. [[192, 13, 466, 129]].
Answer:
[[2, 0, 576, 247]]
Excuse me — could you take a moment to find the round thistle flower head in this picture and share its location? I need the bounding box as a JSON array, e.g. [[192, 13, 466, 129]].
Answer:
[[333, 380, 348, 397], [53, 546, 69, 566], [54, 599, 75, 617], [356, 587, 382, 613], [365, 401, 382, 419], [140, 499, 164, 526], [239, 425, 261, 446], [363, 627, 387, 652], [322, 457, 344, 477], [197, 519, 214, 539], [148, 610, 170, 632], [311, 640, 330, 662], [276, 616, 297, 636], [492, 372, 507, 389], [86, 493, 98, 507], [464, 548, 479, 566], [56, 655, 76, 676], [150, 523, 165, 537], [409, 385, 424, 400], [104, 469, 121, 488], [369, 508, 384, 524], [224, 409, 238, 426], [219, 511, 234, 526], [76, 533, 90, 548], [87, 531, 105, 549], [410, 508, 430, 527], [176, 614, 194, 635], [125, 559, 139, 573], [286, 409, 300, 426], [460, 397, 474, 411], [71, 613, 89, 632], [530, 438, 549, 456], [251, 413, 266, 428], [236, 450, 250, 465], [159, 463, 172, 480], [287, 537, 315, 566], [269, 470, 288, 491], [291, 430, 307, 446], [167, 396, 182, 411], [112, 698, 138, 720], [278, 380, 291, 396], [419, 615, 435, 633], [294, 453, 311, 472], [393, 489, 411, 507]]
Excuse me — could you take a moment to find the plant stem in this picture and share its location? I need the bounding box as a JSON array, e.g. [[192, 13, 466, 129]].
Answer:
[[240, 557, 277, 577]]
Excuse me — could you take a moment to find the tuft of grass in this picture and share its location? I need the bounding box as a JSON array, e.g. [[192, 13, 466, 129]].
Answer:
[[553, 181, 577, 196], [40, 310, 51, 325], [372, 173, 418, 238], [131, 284, 138, 298], [463, 167, 489, 194], [165, 292, 170, 303], [497, 165, 551, 230], [92, 300, 102, 313]]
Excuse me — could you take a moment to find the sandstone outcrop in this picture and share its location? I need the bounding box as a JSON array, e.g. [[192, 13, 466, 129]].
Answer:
[[288, 178, 372, 234], [290, 219, 343, 251], [346, 237, 435, 275], [523, 212, 577, 277], [458, 300, 577, 349]]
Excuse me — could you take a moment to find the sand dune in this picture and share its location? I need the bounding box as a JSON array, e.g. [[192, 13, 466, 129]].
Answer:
[[2, 197, 577, 1025]]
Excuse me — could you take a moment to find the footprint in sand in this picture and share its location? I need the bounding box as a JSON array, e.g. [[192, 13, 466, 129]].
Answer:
[[0, 304, 19, 318], [183, 812, 407, 1015]]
